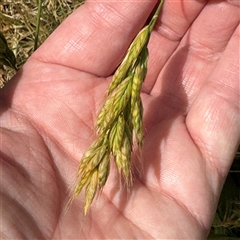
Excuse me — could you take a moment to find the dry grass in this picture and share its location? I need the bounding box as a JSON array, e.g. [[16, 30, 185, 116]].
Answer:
[[0, 0, 84, 86]]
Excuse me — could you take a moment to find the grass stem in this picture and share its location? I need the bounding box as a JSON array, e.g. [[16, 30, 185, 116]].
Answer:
[[34, 0, 42, 50]]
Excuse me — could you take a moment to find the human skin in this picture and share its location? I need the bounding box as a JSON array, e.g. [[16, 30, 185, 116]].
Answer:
[[0, 0, 239, 239]]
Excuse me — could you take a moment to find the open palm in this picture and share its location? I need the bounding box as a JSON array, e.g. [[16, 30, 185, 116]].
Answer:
[[1, 1, 239, 239]]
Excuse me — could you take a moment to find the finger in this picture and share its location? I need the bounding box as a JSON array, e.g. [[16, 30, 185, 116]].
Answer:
[[142, 24, 239, 232], [143, 0, 207, 93], [187, 25, 240, 192], [150, 0, 239, 104], [32, 0, 156, 77]]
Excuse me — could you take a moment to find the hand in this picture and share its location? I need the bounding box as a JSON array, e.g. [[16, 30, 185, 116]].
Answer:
[[1, 1, 239, 238]]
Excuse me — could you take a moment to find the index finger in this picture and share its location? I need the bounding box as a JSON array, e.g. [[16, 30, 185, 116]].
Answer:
[[32, 0, 156, 77]]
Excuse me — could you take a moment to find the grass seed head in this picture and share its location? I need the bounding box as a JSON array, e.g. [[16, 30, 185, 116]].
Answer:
[[72, 0, 165, 214]]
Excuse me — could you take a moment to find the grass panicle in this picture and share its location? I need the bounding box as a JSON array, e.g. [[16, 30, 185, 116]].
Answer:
[[73, 0, 165, 214]]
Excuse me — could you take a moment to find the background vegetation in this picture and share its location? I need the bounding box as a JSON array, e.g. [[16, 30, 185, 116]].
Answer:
[[0, 0, 84, 86], [0, 0, 239, 238]]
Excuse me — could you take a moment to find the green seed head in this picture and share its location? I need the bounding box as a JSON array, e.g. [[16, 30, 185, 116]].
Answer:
[[72, 0, 165, 214]]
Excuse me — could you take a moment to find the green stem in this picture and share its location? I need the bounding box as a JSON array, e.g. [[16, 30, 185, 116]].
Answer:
[[34, 0, 42, 50], [149, 0, 165, 33]]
